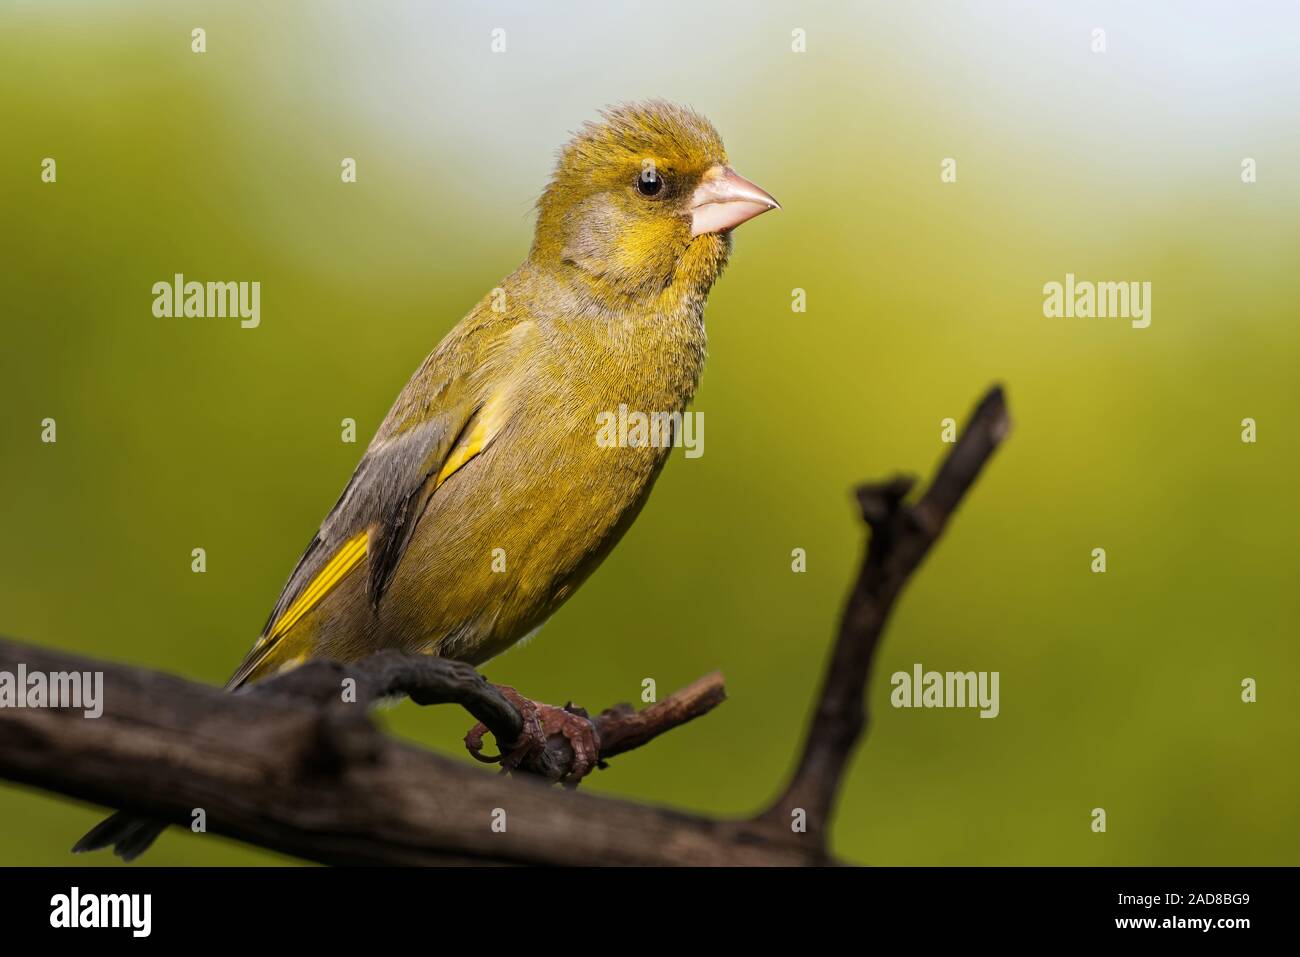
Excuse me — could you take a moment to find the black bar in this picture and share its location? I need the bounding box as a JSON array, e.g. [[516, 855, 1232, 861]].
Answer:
[[0, 866, 1281, 941]]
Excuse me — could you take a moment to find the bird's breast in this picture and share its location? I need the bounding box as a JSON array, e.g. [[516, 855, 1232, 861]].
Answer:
[[382, 301, 708, 662]]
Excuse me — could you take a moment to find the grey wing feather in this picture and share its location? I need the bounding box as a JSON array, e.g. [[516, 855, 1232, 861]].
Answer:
[[258, 411, 469, 639], [233, 306, 513, 688]]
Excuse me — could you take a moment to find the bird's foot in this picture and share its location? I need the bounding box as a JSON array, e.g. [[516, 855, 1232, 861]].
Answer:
[[464, 685, 600, 786]]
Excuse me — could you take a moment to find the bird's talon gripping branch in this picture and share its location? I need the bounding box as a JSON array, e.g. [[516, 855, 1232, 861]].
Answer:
[[463, 685, 600, 784], [464, 685, 543, 768], [548, 703, 600, 785]]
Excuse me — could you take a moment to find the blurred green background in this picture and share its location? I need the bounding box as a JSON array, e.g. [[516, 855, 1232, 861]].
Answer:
[[2, 0, 1297, 866]]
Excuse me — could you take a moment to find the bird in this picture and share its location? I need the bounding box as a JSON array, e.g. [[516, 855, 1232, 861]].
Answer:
[[74, 100, 779, 860]]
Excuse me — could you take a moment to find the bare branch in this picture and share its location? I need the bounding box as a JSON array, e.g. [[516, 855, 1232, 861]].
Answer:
[[595, 671, 726, 759], [255, 652, 726, 782], [761, 385, 1011, 840], [0, 637, 808, 865]]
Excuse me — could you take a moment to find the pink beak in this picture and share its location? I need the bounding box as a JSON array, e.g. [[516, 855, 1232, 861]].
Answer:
[[689, 165, 780, 237]]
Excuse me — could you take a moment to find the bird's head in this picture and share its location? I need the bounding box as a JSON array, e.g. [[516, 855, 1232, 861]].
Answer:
[[532, 101, 779, 303]]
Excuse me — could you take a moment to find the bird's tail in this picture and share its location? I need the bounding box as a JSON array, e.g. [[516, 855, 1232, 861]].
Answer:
[[73, 645, 264, 861], [72, 811, 168, 862]]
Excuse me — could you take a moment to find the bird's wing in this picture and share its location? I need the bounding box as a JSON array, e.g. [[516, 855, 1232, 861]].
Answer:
[[229, 315, 519, 687]]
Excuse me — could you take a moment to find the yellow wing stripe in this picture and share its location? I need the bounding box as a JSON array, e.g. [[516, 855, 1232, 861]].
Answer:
[[435, 424, 486, 488], [267, 529, 369, 640], [436, 394, 505, 489]]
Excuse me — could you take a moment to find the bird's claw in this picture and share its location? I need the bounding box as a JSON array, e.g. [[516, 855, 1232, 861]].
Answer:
[[464, 685, 542, 768], [463, 685, 600, 786], [542, 701, 601, 786]]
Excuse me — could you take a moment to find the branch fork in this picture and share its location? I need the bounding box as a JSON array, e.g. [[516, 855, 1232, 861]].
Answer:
[[0, 386, 1010, 865]]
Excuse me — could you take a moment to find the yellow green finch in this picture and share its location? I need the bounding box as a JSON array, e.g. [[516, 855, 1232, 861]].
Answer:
[[77, 100, 778, 858]]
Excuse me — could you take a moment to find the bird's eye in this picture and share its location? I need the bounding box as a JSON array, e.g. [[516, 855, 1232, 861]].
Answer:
[[636, 170, 664, 197]]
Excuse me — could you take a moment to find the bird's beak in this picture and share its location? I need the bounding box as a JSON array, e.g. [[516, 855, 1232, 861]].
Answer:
[[689, 165, 780, 237]]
